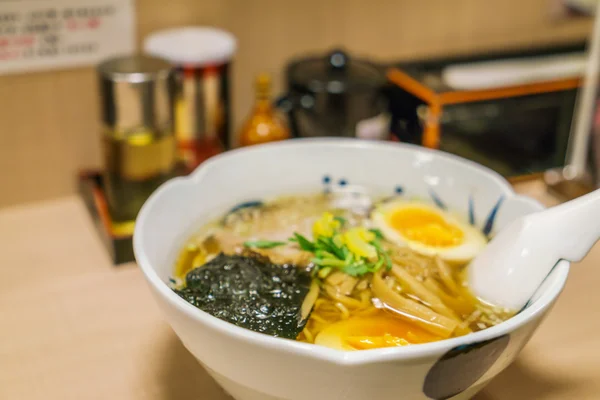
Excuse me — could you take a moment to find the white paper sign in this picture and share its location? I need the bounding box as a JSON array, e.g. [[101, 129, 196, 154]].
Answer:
[[0, 0, 135, 75]]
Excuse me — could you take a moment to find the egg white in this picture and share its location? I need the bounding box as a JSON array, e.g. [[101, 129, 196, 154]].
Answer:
[[371, 200, 487, 264]]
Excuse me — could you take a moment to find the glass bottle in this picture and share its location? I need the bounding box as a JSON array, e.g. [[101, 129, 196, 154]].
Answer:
[[97, 55, 178, 223], [239, 73, 290, 147]]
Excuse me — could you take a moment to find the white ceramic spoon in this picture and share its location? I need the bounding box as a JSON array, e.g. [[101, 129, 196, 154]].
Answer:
[[468, 189, 600, 310]]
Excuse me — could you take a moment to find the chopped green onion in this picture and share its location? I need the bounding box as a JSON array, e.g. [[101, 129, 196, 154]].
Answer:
[[291, 233, 316, 252], [344, 251, 354, 264], [371, 239, 392, 270], [373, 257, 385, 272], [317, 266, 333, 279], [311, 257, 347, 268], [384, 251, 392, 270], [317, 237, 345, 260], [334, 216, 347, 226], [315, 250, 335, 259], [369, 228, 385, 240], [333, 234, 344, 248], [342, 262, 371, 277], [275, 220, 393, 278], [243, 240, 286, 249]]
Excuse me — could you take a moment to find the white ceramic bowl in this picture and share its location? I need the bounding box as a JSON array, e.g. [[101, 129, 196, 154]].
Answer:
[[134, 138, 569, 400]]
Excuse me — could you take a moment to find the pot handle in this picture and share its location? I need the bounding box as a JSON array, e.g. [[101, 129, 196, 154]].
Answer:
[[274, 93, 299, 138], [274, 93, 294, 114], [274, 92, 317, 138]]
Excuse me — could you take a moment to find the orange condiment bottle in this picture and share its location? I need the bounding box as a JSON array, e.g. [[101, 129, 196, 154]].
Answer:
[[239, 73, 290, 147]]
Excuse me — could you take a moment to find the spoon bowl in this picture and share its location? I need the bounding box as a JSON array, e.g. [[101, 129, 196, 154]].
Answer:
[[468, 188, 600, 310]]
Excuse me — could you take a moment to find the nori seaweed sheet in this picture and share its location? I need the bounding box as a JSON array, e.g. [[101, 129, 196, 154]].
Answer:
[[175, 253, 312, 339]]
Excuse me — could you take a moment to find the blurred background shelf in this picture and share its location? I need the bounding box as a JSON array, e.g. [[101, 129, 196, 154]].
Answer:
[[0, 0, 594, 209]]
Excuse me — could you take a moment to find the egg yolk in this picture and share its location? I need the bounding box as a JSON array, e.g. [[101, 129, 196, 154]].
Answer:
[[313, 312, 441, 351], [388, 207, 464, 247], [346, 333, 410, 350]]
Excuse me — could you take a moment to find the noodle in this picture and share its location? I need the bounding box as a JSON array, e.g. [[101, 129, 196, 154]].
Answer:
[[372, 271, 458, 338], [423, 278, 475, 316], [326, 271, 358, 295], [359, 290, 371, 307], [355, 306, 379, 317], [435, 257, 460, 295], [302, 327, 314, 343], [324, 285, 364, 309], [335, 302, 351, 319], [389, 264, 460, 321], [307, 312, 330, 324], [301, 281, 320, 320]]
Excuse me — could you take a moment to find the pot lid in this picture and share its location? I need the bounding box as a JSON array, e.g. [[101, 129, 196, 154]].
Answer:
[[287, 48, 386, 94]]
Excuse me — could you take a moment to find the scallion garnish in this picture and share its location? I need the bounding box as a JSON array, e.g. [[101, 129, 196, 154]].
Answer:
[[334, 215, 347, 226], [243, 240, 286, 249], [250, 213, 392, 278], [369, 228, 385, 240], [290, 233, 316, 252]]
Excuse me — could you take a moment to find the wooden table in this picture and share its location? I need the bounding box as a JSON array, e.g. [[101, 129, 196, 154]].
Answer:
[[1, 182, 598, 400]]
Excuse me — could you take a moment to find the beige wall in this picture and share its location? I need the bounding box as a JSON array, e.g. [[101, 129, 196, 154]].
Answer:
[[0, 0, 593, 208]]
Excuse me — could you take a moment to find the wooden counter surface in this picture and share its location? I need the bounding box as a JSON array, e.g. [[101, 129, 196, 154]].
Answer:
[[1, 181, 598, 400]]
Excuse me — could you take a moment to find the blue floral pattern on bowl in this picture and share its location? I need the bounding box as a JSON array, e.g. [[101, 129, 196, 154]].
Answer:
[[320, 175, 504, 238], [423, 335, 510, 399]]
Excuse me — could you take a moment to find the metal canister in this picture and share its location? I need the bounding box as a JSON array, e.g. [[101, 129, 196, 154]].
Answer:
[[97, 54, 177, 222], [144, 27, 237, 172]]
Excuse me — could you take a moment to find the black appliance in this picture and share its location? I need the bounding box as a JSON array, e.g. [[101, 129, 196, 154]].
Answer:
[[277, 49, 390, 140]]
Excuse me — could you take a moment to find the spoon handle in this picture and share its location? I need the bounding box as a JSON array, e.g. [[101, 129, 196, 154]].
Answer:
[[532, 188, 600, 262]]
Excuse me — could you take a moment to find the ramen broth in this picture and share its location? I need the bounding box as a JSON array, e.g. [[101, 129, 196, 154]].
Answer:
[[172, 193, 514, 351]]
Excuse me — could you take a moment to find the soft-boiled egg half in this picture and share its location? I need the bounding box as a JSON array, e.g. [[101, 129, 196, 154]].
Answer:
[[371, 199, 487, 264]]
